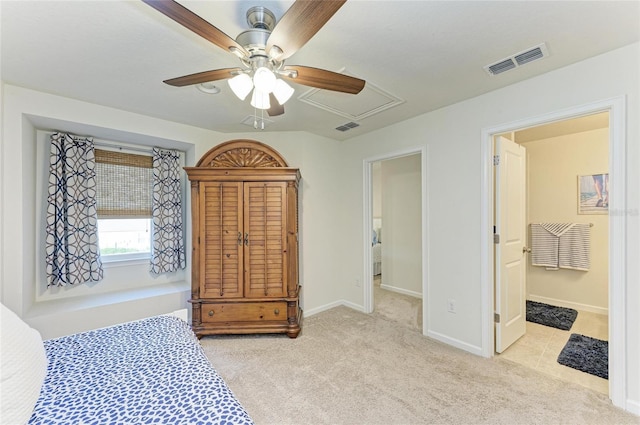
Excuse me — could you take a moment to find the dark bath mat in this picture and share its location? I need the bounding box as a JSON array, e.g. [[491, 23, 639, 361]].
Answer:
[[557, 333, 608, 379], [526, 300, 577, 331]]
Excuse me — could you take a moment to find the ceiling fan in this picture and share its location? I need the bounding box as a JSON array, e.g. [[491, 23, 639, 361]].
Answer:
[[142, 0, 366, 119]]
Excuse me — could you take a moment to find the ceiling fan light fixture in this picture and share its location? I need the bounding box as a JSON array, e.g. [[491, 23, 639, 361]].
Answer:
[[145, 0, 366, 124], [250, 89, 271, 110], [228, 73, 253, 100], [253, 67, 276, 93], [272, 79, 294, 105]]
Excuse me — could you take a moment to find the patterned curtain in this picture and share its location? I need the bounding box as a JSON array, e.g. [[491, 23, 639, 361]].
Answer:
[[45, 133, 103, 287], [150, 148, 186, 274]]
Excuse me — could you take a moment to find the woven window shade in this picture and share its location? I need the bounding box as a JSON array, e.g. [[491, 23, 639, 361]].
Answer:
[[95, 149, 153, 218]]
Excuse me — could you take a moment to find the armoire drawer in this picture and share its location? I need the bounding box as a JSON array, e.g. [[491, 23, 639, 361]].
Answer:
[[201, 302, 287, 323]]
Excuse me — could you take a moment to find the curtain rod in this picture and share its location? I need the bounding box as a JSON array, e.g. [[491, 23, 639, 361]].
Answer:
[[94, 141, 154, 155]]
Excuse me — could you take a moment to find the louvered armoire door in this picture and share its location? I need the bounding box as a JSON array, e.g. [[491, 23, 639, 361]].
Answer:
[[243, 182, 287, 298], [200, 182, 244, 299]]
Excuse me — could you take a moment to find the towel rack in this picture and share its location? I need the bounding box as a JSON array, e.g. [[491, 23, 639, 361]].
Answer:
[[529, 223, 593, 227]]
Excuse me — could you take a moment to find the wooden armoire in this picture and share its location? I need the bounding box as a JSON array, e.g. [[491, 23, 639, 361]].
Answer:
[[185, 140, 302, 338]]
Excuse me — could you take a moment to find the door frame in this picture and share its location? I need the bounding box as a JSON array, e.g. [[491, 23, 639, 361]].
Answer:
[[362, 146, 428, 335], [480, 96, 626, 408]]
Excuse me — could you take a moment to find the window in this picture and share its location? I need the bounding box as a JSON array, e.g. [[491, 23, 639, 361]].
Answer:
[[95, 148, 153, 262], [97, 218, 151, 258]]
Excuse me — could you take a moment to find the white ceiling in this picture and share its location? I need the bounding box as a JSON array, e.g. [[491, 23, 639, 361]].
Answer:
[[2, 1, 639, 141], [515, 112, 609, 144]]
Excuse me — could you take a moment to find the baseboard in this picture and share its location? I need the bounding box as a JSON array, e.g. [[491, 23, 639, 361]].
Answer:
[[626, 399, 640, 416], [380, 283, 422, 299], [426, 329, 484, 356], [303, 300, 365, 317], [527, 294, 608, 315]]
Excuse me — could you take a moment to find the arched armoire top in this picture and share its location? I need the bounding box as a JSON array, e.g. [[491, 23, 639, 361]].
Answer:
[[196, 139, 289, 168]]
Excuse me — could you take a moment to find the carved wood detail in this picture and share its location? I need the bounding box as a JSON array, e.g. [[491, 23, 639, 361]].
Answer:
[[197, 139, 288, 168], [209, 148, 281, 168]]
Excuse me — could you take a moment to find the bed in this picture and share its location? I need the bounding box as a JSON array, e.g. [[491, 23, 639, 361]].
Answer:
[[1, 304, 253, 425], [373, 227, 382, 276]]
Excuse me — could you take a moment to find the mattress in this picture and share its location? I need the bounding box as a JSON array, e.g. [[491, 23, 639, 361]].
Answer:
[[29, 315, 253, 425], [373, 242, 382, 276]]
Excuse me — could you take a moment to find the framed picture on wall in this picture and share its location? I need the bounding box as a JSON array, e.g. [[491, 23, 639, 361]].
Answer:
[[578, 173, 609, 214]]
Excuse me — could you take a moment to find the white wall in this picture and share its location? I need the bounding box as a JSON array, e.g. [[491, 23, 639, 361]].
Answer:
[[0, 85, 343, 338], [372, 161, 382, 219], [337, 43, 639, 412], [0, 4, 5, 315], [522, 128, 609, 314], [381, 155, 422, 296]]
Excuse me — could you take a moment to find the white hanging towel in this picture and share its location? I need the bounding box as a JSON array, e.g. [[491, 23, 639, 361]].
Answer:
[[558, 223, 591, 271], [530, 223, 590, 271]]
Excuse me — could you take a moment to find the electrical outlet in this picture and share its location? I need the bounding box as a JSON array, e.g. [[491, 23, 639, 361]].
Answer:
[[355, 277, 361, 287], [447, 299, 456, 313]]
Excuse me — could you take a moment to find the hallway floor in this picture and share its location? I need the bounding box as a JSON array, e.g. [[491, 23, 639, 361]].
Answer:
[[373, 275, 422, 333], [498, 309, 608, 395]]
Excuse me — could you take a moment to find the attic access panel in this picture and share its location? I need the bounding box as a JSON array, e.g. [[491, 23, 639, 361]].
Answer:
[[298, 70, 404, 121]]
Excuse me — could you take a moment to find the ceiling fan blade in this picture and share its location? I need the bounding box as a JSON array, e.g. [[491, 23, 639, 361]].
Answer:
[[282, 65, 365, 94], [163, 68, 241, 87], [267, 93, 285, 117], [142, 0, 247, 56], [266, 0, 346, 60]]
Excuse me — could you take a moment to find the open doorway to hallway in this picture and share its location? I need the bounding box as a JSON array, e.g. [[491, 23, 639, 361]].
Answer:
[[369, 154, 423, 333], [494, 112, 610, 395]]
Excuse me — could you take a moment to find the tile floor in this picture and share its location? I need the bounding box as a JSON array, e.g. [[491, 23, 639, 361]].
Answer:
[[498, 309, 609, 395]]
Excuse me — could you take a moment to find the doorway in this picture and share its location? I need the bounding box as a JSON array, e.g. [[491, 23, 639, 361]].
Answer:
[[494, 113, 610, 395], [371, 155, 422, 332], [481, 96, 627, 408], [363, 147, 428, 336]]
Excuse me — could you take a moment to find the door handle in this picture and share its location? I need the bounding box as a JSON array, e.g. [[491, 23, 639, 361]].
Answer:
[[523, 247, 531, 253], [237, 232, 242, 245], [244, 232, 249, 246]]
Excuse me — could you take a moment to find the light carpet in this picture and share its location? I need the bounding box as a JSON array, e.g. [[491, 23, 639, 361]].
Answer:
[[373, 275, 422, 333], [199, 306, 638, 425]]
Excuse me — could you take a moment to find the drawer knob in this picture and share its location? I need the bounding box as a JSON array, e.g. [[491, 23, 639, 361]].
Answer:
[[274, 309, 280, 315], [208, 310, 214, 317]]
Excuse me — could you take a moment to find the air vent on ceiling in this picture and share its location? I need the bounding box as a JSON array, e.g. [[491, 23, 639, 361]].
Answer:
[[514, 46, 545, 65], [336, 122, 360, 132], [488, 59, 516, 75], [484, 43, 549, 76]]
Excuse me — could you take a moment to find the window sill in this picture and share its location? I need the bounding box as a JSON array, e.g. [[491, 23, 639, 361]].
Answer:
[[27, 281, 189, 319], [102, 257, 150, 268]]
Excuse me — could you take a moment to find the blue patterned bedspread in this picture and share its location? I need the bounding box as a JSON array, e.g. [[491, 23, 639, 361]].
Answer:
[[29, 315, 253, 425]]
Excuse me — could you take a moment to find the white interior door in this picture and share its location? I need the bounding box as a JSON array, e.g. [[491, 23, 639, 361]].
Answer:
[[495, 136, 527, 353]]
